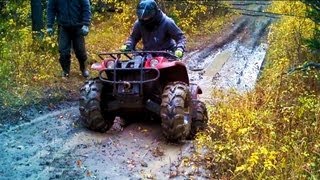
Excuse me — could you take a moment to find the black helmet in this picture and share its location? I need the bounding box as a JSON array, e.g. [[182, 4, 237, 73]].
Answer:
[[136, 0, 158, 20]]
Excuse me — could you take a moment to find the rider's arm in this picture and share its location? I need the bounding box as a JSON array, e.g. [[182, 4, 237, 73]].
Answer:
[[81, 0, 92, 26], [125, 21, 142, 50], [167, 18, 186, 51]]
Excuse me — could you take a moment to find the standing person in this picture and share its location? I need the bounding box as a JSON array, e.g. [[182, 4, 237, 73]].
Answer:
[[121, 0, 186, 59], [47, 0, 91, 78]]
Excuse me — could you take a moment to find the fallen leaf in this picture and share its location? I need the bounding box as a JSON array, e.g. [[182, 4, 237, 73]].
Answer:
[[152, 146, 164, 157], [169, 171, 178, 178], [141, 161, 148, 167], [86, 170, 91, 177], [76, 160, 82, 167], [144, 173, 154, 179]]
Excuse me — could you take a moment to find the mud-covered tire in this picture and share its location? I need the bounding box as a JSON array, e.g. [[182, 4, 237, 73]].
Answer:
[[160, 82, 192, 141], [189, 100, 208, 139], [79, 78, 114, 132]]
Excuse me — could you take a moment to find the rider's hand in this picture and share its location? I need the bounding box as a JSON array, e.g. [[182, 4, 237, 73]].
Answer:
[[81, 25, 89, 36], [120, 44, 132, 52], [175, 48, 184, 59], [47, 28, 54, 36]]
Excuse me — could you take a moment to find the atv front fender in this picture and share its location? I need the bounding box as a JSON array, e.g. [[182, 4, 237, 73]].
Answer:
[[157, 61, 189, 85]]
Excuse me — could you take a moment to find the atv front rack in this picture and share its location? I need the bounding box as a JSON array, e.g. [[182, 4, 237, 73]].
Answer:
[[97, 51, 177, 96], [99, 67, 160, 96]]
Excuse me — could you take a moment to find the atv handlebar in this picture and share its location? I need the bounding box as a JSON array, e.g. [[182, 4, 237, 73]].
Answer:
[[98, 51, 178, 61]]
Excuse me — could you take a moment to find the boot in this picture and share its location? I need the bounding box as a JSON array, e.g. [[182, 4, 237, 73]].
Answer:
[[80, 62, 89, 78], [62, 71, 69, 77], [60, 55, 71, 78], [82, 69, 89, 78]]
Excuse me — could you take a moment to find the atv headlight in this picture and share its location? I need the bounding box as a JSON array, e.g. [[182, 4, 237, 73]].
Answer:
[[150, 59, 159, 67], [106, 60, 115, 69]]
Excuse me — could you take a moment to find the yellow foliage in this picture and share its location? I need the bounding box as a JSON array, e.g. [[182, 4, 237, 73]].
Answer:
[[196, 1, 320, 179]]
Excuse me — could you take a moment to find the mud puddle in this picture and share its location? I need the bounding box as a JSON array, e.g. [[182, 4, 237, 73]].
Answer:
[[188, 40, 267, 100]]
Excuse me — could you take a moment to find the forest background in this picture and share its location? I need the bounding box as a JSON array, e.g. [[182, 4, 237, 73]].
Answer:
[[0, 0, 319, 179]]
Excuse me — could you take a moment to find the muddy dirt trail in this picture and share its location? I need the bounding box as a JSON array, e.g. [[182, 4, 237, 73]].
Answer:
[[0, 2, 275, 180]]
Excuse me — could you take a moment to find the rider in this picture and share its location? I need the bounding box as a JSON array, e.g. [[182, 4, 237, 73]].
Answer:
[[121, 0, 186, 58]]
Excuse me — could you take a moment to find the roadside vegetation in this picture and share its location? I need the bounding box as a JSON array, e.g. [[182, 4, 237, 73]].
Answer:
[[0, 0, 232, 119], [196, 1, 320, 179]]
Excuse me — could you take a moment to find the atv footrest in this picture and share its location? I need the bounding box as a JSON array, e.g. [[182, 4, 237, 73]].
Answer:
[[145, 99, 160, 115]]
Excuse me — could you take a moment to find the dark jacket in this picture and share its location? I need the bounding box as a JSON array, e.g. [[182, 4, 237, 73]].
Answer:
[[47, 0, 91, 28], [126, 12, 186, 52]]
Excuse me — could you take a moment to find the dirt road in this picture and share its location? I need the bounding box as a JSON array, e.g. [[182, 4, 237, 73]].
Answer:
[[0, 2, 274, 179]]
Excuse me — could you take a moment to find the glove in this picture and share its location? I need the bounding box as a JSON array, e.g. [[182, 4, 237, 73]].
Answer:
[[174, 48, 184, 59], [81, 25, 89, 36], [120, 44, 132, 52], [47, 28, 54, 36]]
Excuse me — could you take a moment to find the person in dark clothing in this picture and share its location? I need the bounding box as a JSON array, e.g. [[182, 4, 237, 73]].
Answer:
[[121, 0, 186, 58], [47, 0, 91, 78]]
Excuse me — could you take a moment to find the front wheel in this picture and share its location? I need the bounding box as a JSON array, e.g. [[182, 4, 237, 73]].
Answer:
[[79, 78, 114, 132], [160, 82, 192, 141]]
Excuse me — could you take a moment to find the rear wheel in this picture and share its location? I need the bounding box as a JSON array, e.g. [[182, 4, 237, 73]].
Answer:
[[160, 82, 192, 141], [79, 78, 114, 132], [189, 100, 208, 139]]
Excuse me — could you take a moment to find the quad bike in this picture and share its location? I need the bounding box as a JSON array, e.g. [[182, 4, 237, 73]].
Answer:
[[79, 51, 208, 141]]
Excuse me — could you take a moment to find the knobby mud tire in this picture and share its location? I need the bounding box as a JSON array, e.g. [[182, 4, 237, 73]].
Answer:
[[79, 78, 113, 132], [161, 82, 192, 142], [189, 100, 208, 139]]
